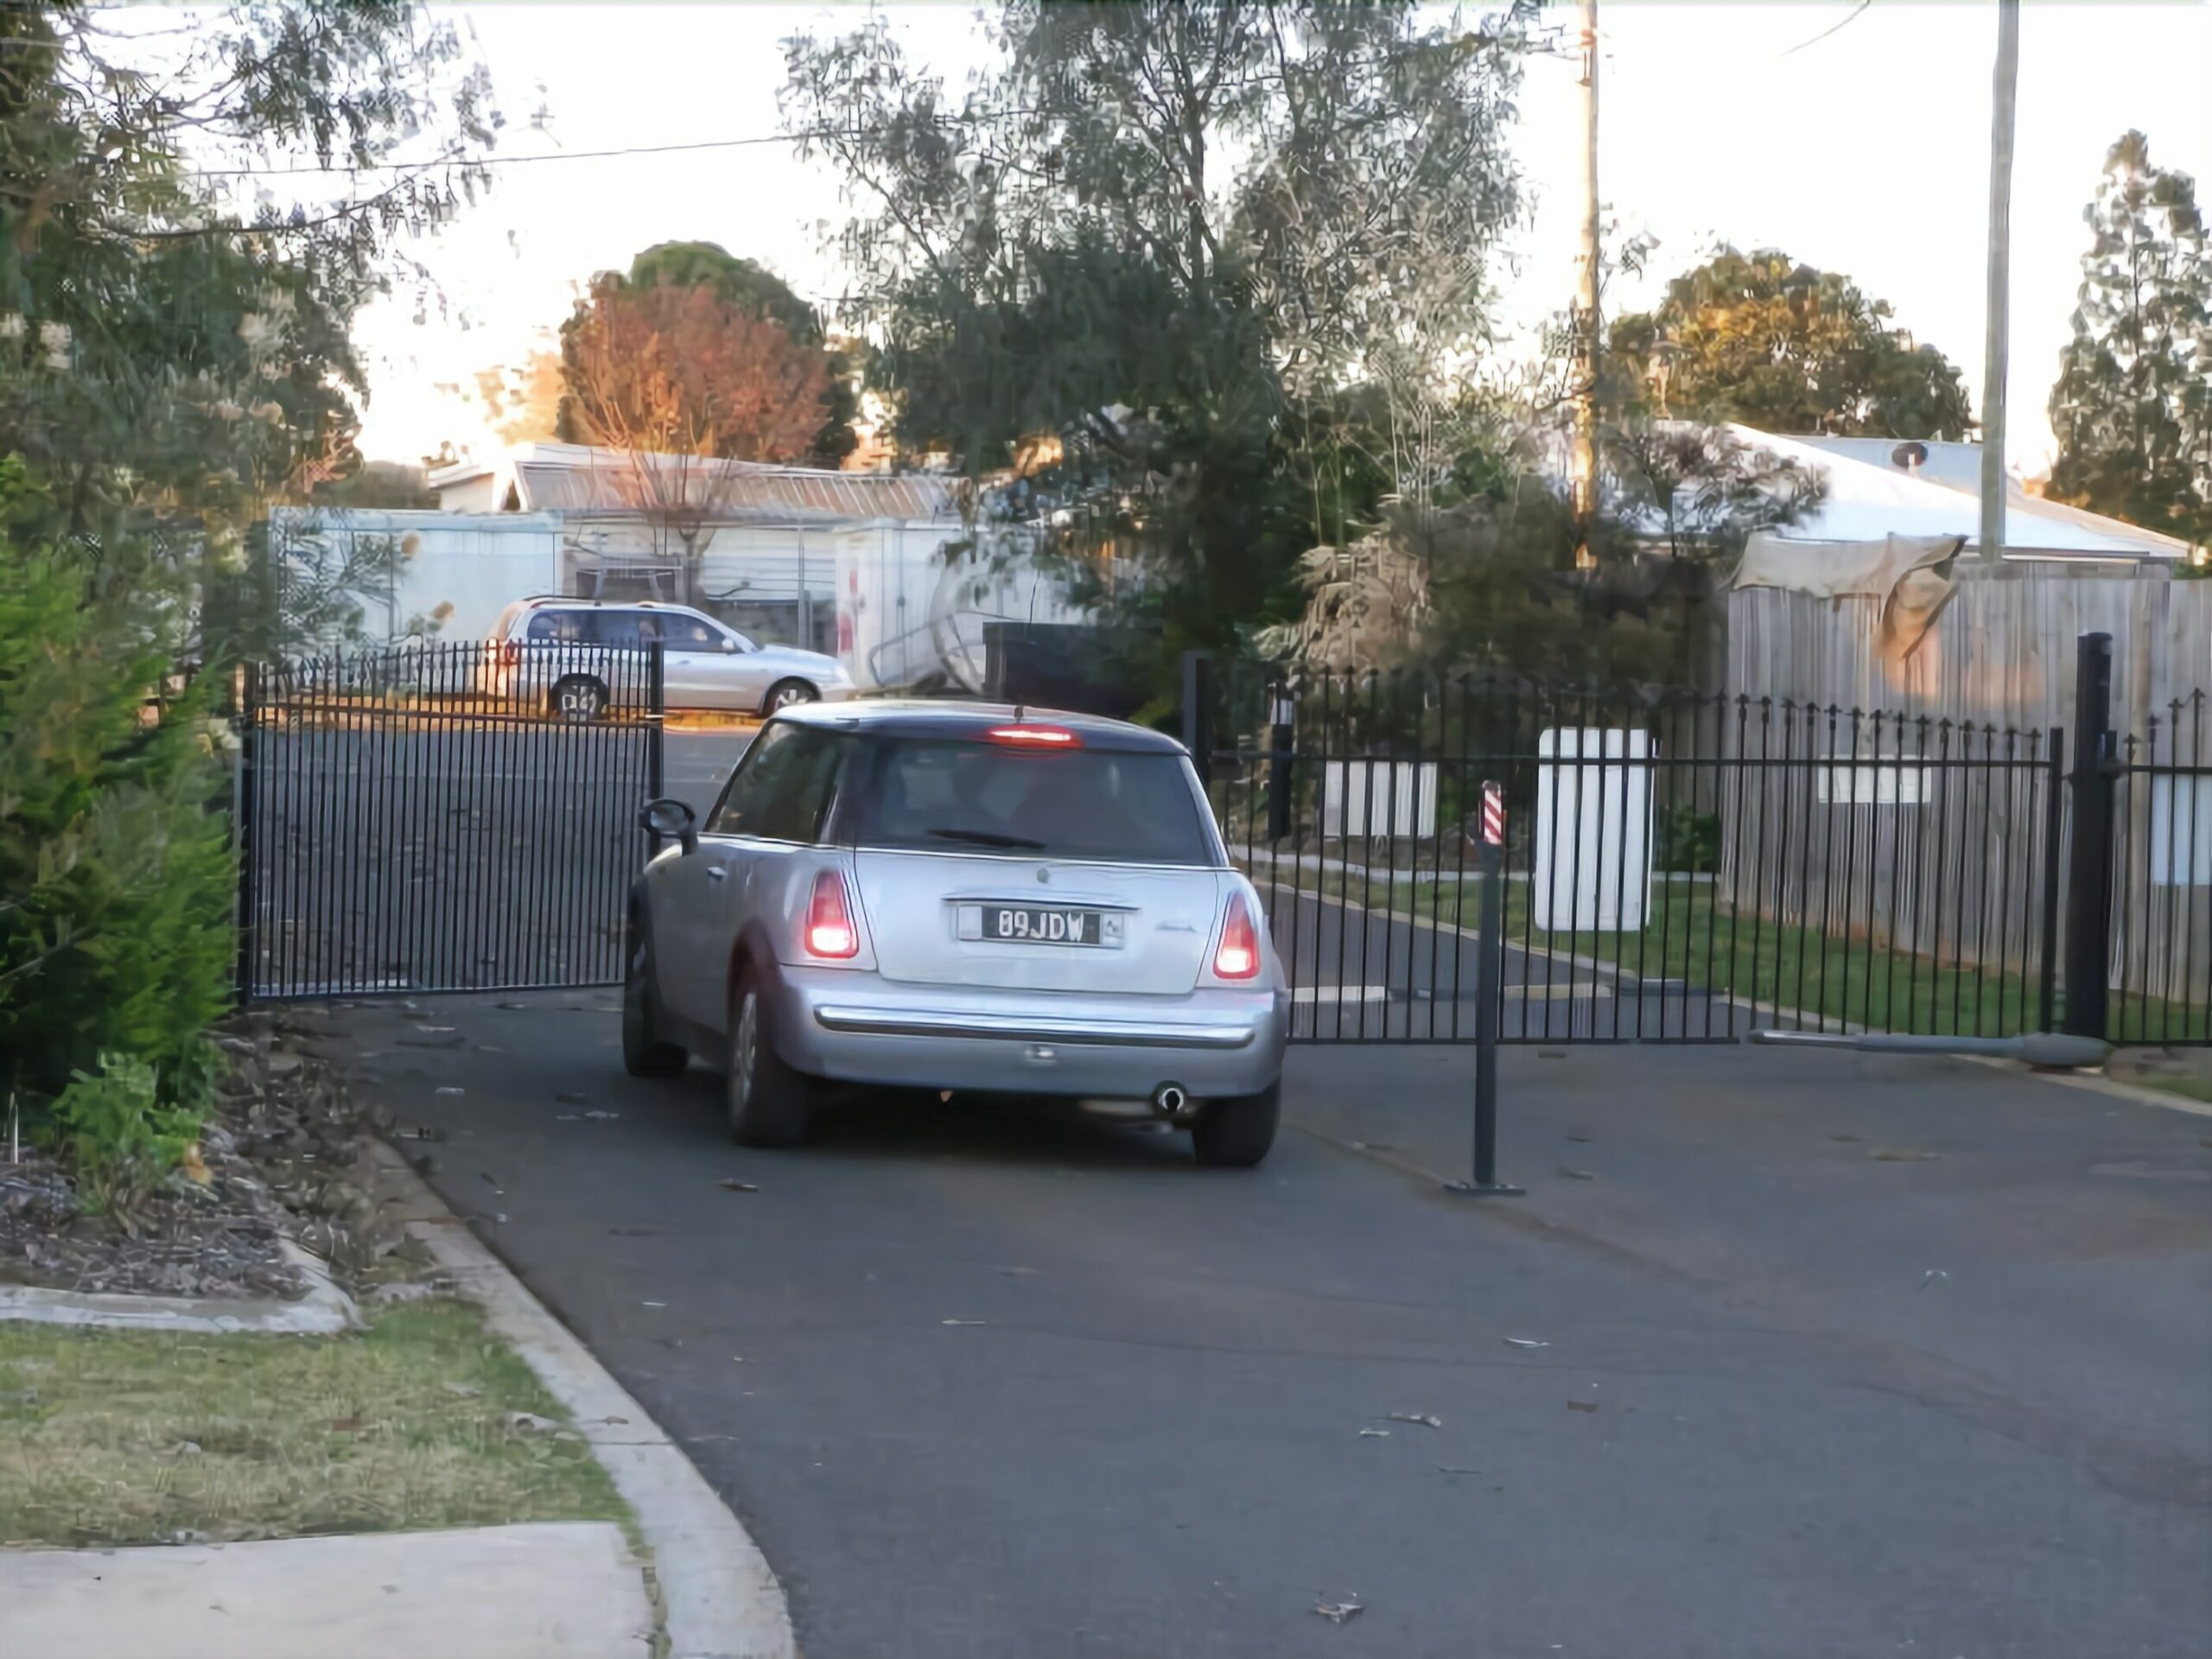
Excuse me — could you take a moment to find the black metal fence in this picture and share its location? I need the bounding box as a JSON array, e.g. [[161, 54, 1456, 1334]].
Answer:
[[235, 642, 663, 1000], [1192, 643, 2203, 1049]]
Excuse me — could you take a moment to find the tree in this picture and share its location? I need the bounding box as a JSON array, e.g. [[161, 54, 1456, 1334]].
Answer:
[[596, 242, 857, 467], [472, 345, 564, 447], [558, 277, 831, 464], [2046, 131, 2210, 547], [1609, 248, 1974, 441], [781, 3, 1528, 697], [0, 0, 493, 1166]]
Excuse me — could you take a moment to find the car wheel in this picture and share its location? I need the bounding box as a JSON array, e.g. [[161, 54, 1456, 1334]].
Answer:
[[761, 677, 818, 715], [726, 965, 815, 1147], [621, 908, 687, 1079], [550, 674, 610, 723], [1190, 1080, 1280, 1168]]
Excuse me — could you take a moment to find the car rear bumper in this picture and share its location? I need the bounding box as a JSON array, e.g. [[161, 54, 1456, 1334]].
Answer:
[[768, 967, 1288, 1099]]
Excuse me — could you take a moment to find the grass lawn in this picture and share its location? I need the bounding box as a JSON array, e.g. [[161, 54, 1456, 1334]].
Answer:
[[0, 1300, 629, 1548], [1253, 862, 2202, 1039]]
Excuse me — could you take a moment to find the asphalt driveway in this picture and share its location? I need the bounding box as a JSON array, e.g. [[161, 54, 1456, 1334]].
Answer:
[[323, 997, 2212, 1659]]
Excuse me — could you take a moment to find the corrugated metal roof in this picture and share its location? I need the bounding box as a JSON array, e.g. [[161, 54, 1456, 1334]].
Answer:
[[506, 442, 959, 525]]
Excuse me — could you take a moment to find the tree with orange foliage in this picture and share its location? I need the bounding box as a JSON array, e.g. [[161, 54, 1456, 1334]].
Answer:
[[558, 277, 830, 464]]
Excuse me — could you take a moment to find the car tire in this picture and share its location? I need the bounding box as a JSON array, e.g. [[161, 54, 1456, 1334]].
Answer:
[[761, 678, 818, 715], [551, 673, 609, 723], [1190, 1080, 1280, 1168], [726, 965, 815, 1147], [621, 908, 687, 1079]]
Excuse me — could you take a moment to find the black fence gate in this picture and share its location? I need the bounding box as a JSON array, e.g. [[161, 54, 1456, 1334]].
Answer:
[[1190, 639, 2212, 1049], [235, 642, 664, 1000]]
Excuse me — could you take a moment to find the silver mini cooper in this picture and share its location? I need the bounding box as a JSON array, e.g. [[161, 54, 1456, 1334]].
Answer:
[[624, 702, 1288, 1165]]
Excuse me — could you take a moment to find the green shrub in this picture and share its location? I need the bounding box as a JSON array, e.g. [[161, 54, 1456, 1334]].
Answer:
[[48, 1053, 200, 1206], [0, 460, 235, 1161], [1655, 802, 1722, 874]]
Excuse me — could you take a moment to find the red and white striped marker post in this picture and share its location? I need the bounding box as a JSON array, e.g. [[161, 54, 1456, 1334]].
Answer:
[[1451, 778, 1522, 1197]]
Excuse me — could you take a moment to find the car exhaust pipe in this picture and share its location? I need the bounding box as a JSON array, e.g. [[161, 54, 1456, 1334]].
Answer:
[[1153, 1083, 1192, 1118]]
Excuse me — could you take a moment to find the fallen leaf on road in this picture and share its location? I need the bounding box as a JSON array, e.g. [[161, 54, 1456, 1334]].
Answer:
[[1871, 1147, 1942, 1162], [1357, 1427, 1390, 1438], [716, 1179, 760, 1193], [480, 1172, 501, 1188], [1559, 1166, 1596, 1181], [496, 1001, 528, 1012], [641, 1300, 667, 1308], [940, 1319, 988, 1327], [1387, 1412, 1443, 1429], [1567, 1400, 1600, 1414], [1566, 1131, 1593, 1143], [1503, 1337, 1550, 1350], [1313, 1600, 1364, 1624]]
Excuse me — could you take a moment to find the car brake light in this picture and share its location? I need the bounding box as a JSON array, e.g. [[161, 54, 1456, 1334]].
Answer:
[[986, 724, 1081, 749], [805, 870, 860, 959], [501, 640, 521, 666], [1213, 895, 1261, 980]]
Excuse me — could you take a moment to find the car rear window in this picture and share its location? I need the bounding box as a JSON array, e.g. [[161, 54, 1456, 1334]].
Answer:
[[857, 739, 1216, 866]]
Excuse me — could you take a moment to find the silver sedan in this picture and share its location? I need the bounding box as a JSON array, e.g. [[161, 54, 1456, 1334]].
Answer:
[[622, 702, 1288, 1165]]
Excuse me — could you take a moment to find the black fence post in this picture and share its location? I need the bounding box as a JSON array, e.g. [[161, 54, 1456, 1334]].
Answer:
[[645, 640, 667, 853], [232, 660, 259, 1005], [1180, 650, 1214, 790], [2062, 632, 2115, 1039], [1449, 782, 1522, 1198], [2037, 725, 2066, 1033]]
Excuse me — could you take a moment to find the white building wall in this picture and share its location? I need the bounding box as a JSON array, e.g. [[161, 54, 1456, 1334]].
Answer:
[[269, 508, 563, 645]]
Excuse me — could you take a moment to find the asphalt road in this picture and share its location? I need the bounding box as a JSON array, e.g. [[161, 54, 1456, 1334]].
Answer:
[[326, 995, 2212, 1659]]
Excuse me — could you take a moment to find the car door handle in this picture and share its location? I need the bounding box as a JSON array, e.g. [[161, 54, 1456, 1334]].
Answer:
[[706, 867, 728, 882]]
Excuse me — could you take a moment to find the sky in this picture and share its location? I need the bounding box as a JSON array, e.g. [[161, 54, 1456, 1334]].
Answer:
[[338, 1, 2212, 475]]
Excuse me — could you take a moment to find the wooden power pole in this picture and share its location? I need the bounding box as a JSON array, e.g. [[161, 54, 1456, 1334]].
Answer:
[[1979, 0, 2020, 562], [1571, 0, 1600, 563]]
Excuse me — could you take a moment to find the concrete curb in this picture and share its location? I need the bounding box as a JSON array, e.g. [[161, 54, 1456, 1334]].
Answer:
[[0, 1240, 358, 1335], [370, 1141, 795, 1659]]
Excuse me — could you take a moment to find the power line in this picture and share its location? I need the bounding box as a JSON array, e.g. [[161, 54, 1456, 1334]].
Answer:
[[1779, 1, 1873, 59]]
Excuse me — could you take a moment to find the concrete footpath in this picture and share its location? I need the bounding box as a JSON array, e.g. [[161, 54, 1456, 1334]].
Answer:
[[0, 1523, 652, 1659]]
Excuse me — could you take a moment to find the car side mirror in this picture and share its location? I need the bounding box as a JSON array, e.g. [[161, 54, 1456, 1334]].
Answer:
[[719, 636, 740, 653], [639, 797, 697, 855]]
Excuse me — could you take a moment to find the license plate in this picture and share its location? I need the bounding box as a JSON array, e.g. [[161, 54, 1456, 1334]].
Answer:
[[959, 905, 1123, 947]]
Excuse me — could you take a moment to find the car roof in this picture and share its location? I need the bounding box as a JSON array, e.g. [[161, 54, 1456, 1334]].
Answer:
[[775, 699, 1189, 756], [510, 595, 702, 612]]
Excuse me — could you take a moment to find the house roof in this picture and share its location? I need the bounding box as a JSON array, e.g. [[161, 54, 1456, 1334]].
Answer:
[[1730, 428, 2191, 561], [451, 442, 961, 525]]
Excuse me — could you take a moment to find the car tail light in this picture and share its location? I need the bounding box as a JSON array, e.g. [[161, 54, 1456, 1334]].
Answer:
[[805, 870, 860, 959], [986, 724, 1081, 749], [501, 639, 521, 666], [1213, 895, 1261, 980]]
